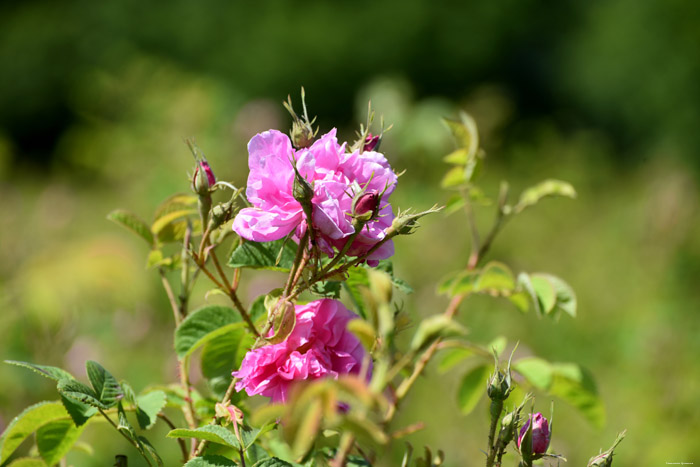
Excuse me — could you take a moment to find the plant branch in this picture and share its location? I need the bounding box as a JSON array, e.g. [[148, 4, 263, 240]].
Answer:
[[159, 269, 181, 327], [98, 409, 153, 467], [158, 413, 189, 463]]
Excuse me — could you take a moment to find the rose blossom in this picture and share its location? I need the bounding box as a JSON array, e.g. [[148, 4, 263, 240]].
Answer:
[[232, 299, 369, 403], [232, 129, 397, 265]]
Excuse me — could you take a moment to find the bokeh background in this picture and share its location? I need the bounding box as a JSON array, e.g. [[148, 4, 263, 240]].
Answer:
[[1, 1, 699, 465]]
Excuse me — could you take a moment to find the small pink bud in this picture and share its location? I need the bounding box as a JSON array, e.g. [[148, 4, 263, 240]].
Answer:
[[192, 158, 216, 195], [352, 191, 380, 224], [363, 133, 381, 152], [518, 413, 550, 455]]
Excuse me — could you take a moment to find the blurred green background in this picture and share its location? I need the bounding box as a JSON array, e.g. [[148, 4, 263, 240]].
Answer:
[[1, 0, 699, 465]]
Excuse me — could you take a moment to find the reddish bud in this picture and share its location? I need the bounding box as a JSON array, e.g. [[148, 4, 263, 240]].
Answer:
[[518, 413, 550, 456], [192, 158, 216, 195], [363, 133, 381, 152], [352, 191, 380, 222]]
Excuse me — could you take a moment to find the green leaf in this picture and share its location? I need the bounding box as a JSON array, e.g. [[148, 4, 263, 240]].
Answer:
[[371, 260, 413, 294], [550, 363, 605, 429], [0, 402, 72, 462], [5, 361, 73, 382], [201, 328, 254, 398], [437, 270, 480, 297], [174, 305, 245, 359], [440, 165, 466, 189], [239, 424, 275, 450], [246, 444, 270, 465], [530, 275, 557, 314], [515, 179, 576, 213], [475, 261, 515, 294], [168, 425, 240, 449], [347, 319, 376, 352], [514, 357, 553, 391], [442, 112, 479, 159], [107, 209, 154, 246], [310, 280, 342, 298], [265, 301, 296, 345], [339, 415, 388, 446], [411, 315, 467, 352], [86, 361, 123, 408], [443, 148, 469, 165], [36, 419, 86, 466], [252, 459, 294, 467], [138, 435, 164, 467], [514, 273, 542, 316], [57, 379, 107, 409], [344, 268, 369, 319], [152, 209, 197, 236], [136, 391, 167, 430], [7, 459, 48, 467], [542, 274, 577, 318], [444, 194, 466, 216], [437, 347, 474, 373], [457, 365, 490, 415], [60, 395, 97, 427], [228, 239, 298, 271], [185, 456, 239, 467]]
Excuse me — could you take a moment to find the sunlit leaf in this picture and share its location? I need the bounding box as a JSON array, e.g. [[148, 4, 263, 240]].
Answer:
[[515, 179, 576, 214], [440, 166, 466, 189], [36, 419, 86, 466], [550, 363, 605, 429], [201, 328, 253, 398], [168, 425, 239, 450], [475, 261, 515, 295], [136, 390, 167, 430], [514, 357, 553, 391], [107, 209, 154, 246], [0, 402, 72, 463], [5, 361, 73, 382], [174, 305, 245, 358], [437, 348, 474, 373], [530, 275, 557, 314], [411, 315, 467, 352], [457, 365, 490, 415]]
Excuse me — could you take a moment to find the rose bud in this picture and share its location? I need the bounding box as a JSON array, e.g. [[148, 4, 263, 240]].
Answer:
[[518, 412, 551, 457], [362, 133, 381, 152], [192, 157, 216, 196], [352, 191, 380, 223]]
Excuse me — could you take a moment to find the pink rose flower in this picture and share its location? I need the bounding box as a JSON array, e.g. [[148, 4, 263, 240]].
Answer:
[[232, 299, 369, 403], [232, 129, 397, 265]]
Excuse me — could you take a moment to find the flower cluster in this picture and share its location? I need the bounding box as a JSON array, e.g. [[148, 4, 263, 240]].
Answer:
[[232, 129, 397, 265], [232, 299, 368, 403]]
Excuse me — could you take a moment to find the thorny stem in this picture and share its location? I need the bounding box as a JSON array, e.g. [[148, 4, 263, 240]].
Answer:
[[159, 268, 181, 327], [179, 357, 198, 457], [98, 409, 153, 467], [194, 377, 239, 458], [158, 413, 189, 463], [193, 254, 260, 338]]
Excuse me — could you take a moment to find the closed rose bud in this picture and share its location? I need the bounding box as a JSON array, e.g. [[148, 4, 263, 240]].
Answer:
[[192, 158, 216, 195], [363, 133, 381, 152], [518, 413, 550, 456], [352, 191, 380, 223]]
